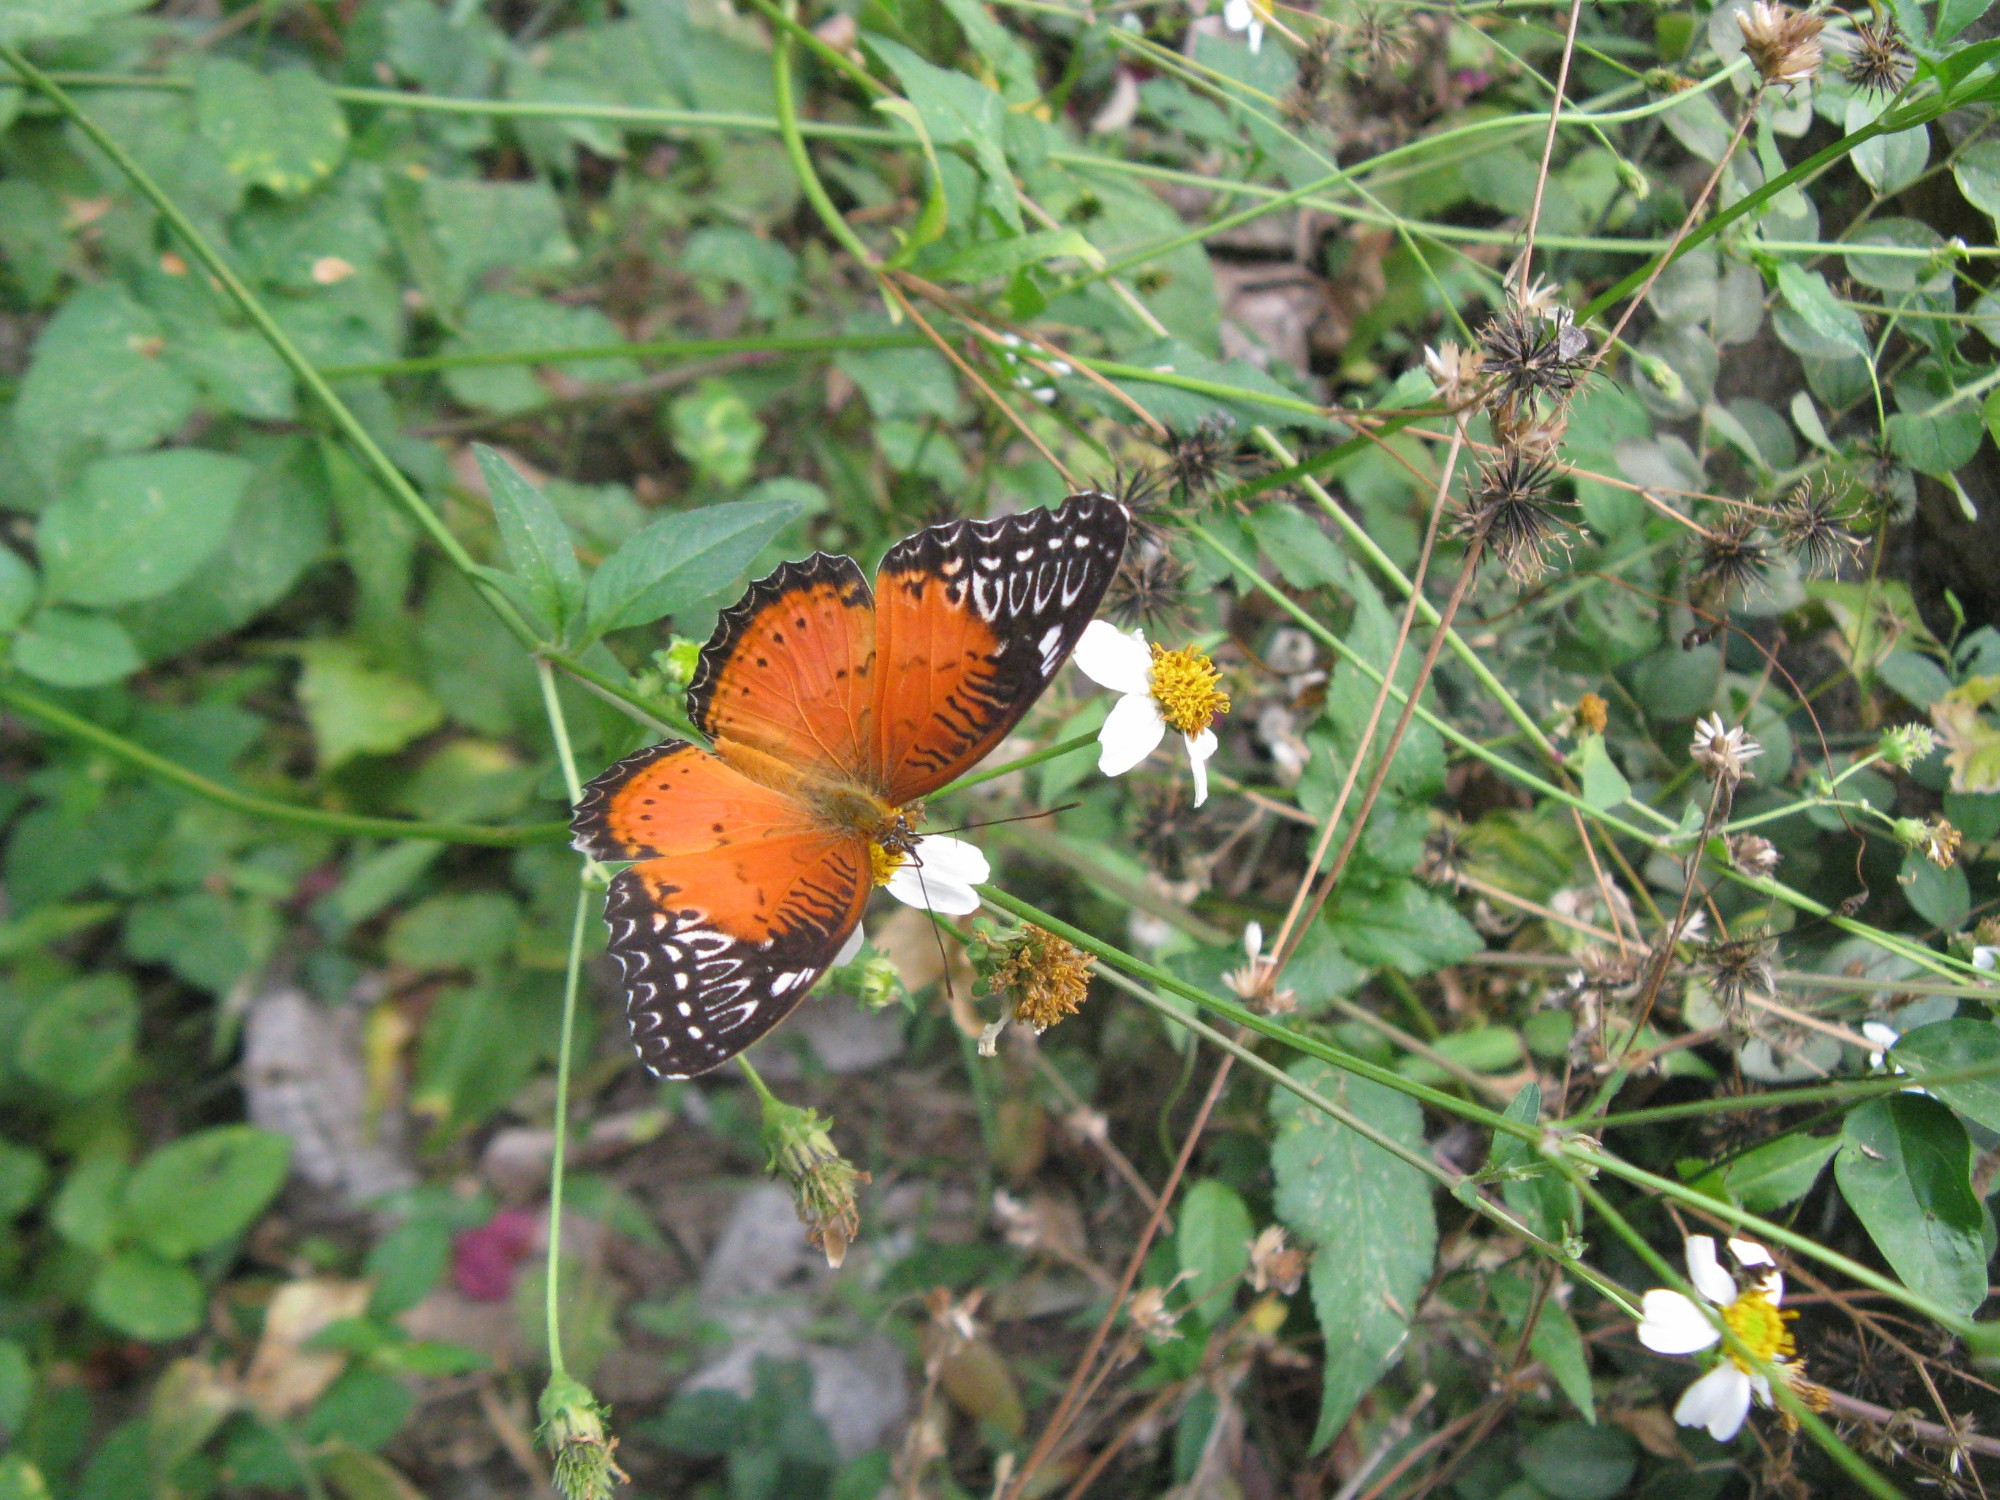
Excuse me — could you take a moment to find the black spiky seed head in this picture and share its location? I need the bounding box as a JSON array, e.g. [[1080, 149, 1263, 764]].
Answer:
[[1775, 479, 1865, 576], [1458, 449, 1571, 583], [1477, 308, 1587, 414], [1166, 414, 1238, 498], [1694, 518, 1772, 599], [1697, 936, 1777, 1017], [1845, 16, 1913, 93], [1104, 544, 1193, 636]]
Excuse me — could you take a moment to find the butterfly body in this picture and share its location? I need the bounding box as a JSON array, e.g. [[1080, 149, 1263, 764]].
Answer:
[[572, 492, 1129, 1078]]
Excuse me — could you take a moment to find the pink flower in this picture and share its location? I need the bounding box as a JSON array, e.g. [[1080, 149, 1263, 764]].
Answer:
[[452, 1209, 540, 1301]]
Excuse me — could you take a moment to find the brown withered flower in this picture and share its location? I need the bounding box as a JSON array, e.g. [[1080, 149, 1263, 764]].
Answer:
[[1699, 936, 1779, 1017], [1728, 834, 1783, 876], [982, 923, 1092, 1036], [1694, 518, 1773, 606], [1738, 1, 1824, 89], [1167, 413, 1238, 498], [1478, 306, 1590, 414]]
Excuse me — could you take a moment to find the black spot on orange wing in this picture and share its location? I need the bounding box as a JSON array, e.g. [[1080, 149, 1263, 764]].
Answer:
[[871, 491, 1129, 804], [687, 552, 877, 780]]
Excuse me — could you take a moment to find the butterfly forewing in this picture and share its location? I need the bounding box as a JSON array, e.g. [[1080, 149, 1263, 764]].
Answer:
[[871, 491, 1129, 802], [575, 741, 870, 1078], [686, 552, 877, 780]]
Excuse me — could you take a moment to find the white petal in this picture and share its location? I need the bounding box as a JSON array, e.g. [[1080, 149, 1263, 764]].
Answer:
[[1243, 922, 1264, 962], [1674, 1364, 1752, 1442], [1727, 1237, 1775, 1271], [1860, 1021, 1900, 1050], [1685, 1236, 1736, 1306], [1073, 620, 1154, 696], [1976, 946, 1998, 972], [1222, 0, 1250, 25], [832, 924, 865, 967], [1750, 1371, 1773, 1405], [1185, 727, 1218, 808], [883, 860, 982, 916], [911, 835, 991, 887], [1637, 1290, 1720, 1354], [1097, 693, 1168, 777], [1247, 18, 1263, 49]]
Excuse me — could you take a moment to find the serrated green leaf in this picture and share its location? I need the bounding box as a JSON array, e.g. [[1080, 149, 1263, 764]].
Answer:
[[1272, 1061, 1435, 1450], [444, 295, 639, 416], [39, 449, 253, 607], [584, 495, 806, 637], [294, 640, 446, 771], [867, 35, 1021, 231], [474, 445, 584, 635], [1835, 1094, 1989, 1319], [1327, 878, 1480, 975]]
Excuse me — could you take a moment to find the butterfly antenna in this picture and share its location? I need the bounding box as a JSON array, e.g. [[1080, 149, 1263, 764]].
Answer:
[[934, 802, 1081, 837]]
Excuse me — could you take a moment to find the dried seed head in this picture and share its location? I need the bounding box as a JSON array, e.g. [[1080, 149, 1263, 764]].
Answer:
[[1695, 518, 1774, 601], [1423, 341, 1486, 409], [1728, 833, 1782, 876], [1574, 692, 1609, 736], [1247, 1225, 1307, 1295], [1691, 713, 1764, 785], [1738, 1, 1824, 89], [1775, 478, 1865, 576], [1878, 723, 1937, 770], [1346, 6, 1414, 68], [1699, 936, 1778, 1016], [538, 1375, 629, 1500], [1167, 413, 1239, 497], [762, 1102, 869, 1268], [1477, 306, 1590, 415], [983, 924, 1093, 1034], [1105, 543, 1193, 636], [1458, 449, 1574, 584], [1843, 16, 1913, 93], [1281, 35, 1341, 130]]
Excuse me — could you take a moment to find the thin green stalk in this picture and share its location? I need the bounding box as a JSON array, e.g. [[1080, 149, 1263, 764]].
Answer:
[[1588, 1060, 2000, 1130], [545, 879, 593, 1379], [319, 330, 923, 380], [773, 0, 878, 270], [0, 681, 566, 847], [937, 730, 1100, 797]]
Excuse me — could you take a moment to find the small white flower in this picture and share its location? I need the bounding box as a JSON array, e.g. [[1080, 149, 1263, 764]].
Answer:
[[1221, 0, 1266, 51], [1073, 620, 1229, 806], [1975, 946, 1998, 973], [1861, 1019, 1899, 1071], [1637, 1234, 1794, 1443], [879, 835, 990, 916]]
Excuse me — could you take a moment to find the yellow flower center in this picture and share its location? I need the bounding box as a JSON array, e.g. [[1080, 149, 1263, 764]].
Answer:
[[869, 842, 907, 888], [1720, 1286, 1795, 1371], [1148, 644, 1230, 738]]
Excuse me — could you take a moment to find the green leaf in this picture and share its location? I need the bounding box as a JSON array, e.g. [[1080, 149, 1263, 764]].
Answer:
[[1488, 1083, 1578, 1243], [122, 1126, 292, 1259], [194, 58, 349, 197], [1176, 1179, 1253, 1324], [0, 0, 147, 43], [39, 450, 253, 607], [16, 974, 138, 1097], [1848, 104, 1930, 196], [0, 549, 36, 633], [1775, 264, 1870, 361], [1575, 733, 1630, 809], [1518, 1423, 1635, 1499], [917, 227, 1100, 285], [1490, 1272, 1594, 1422], [1956, 140, 2000, 225], [1272, 1061, 1435, 1450], [384, 891, 520, 971], [419, 177, 576, 313], [1249, 503, 1351, 590], [444, 294, 639, 416], [1327, 879, 1481, 975], [1936, 0, 1995, 46], [1901, 849, 1970, 928], [874, 99, 952, 269], [1888, 363, 1987, 477], [1891, 1020, 2000, 1132], [294, 641, 446, 771], [0, 1340, 30, 1438], [666, 379, 767, 490], [0, 1142, 48, 1221], [88, 1252, 206, 1342], [474, 445, 584, 635], [1835, 1094, 1990, 1319], [12, 283, 198, 482], [584, 495, 807, 637], [1690, 1132, 1838, 1212], [866, 35, 1022, 231]]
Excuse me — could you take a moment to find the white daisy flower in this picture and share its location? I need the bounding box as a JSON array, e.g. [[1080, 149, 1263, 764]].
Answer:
[[1073, 620, 1230, 806], [1637, 1234, 1796, 1442], [874, 834, 990, 917], [1222, 0, 1268, 51]]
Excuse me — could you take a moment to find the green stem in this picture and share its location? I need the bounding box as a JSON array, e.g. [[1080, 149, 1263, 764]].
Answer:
[[772, 0, 878, 270], [1588, 1060, 2000, 1129], [0, 681, 566, 847], [937, 730, 1100, 797], [319, 330, 923, 380], [544, 880, 593, 1380]]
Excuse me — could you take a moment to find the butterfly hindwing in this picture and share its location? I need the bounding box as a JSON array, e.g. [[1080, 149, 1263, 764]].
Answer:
[[686, 552, 877, 779], [871, 490, 1129, 802], [575, 741, 870, 1078]]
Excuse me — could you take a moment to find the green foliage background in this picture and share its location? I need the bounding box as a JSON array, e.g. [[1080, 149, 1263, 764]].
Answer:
[[1, 0, 1999, 1494]]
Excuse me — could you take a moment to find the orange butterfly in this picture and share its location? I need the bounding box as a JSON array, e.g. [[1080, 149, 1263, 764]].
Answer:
[[571, 492, 1131, 1077]]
